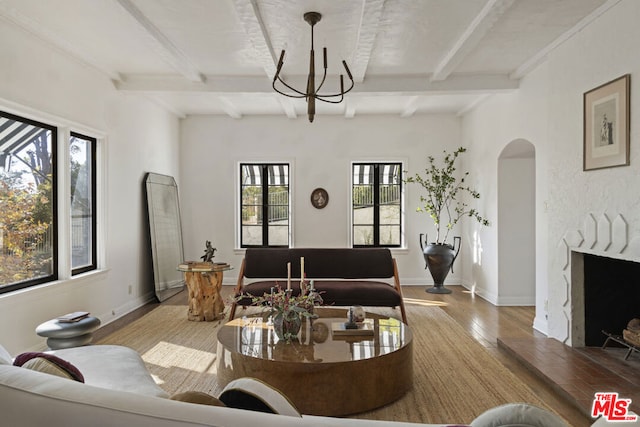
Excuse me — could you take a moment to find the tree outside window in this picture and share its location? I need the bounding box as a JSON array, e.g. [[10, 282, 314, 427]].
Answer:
[[0, 112, 57, 291]]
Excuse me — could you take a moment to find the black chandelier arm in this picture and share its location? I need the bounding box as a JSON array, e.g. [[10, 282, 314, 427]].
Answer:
[[272, 77, 308, 98], [314, 78, 355, 99], [314, 95, 344, 104]]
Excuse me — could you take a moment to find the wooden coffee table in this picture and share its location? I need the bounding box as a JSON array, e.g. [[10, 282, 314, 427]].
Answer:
[[216, 307, 413, 416]]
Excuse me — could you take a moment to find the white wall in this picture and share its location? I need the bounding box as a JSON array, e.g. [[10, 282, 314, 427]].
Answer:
[[0, 21, 180, 354], [461, 61, 550, 332], [179, 115, 464, 286], [462, 0, 640, 339]]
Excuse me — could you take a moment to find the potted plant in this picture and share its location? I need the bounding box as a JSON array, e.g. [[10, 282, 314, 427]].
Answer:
[[405, 147, 489, 293]]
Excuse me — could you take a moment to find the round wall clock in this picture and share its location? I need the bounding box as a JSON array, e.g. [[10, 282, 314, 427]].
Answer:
[[310, 188, 329, 209]]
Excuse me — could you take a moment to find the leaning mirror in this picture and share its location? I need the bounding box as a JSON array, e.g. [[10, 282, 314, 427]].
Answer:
[[144, 173, 185, 302]]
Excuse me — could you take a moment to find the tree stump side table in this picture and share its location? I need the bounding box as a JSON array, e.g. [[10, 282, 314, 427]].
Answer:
[[178, 264, 231, 321]]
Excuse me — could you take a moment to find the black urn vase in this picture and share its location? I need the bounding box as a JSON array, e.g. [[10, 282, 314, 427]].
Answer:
[[420, 234, 461, 294]]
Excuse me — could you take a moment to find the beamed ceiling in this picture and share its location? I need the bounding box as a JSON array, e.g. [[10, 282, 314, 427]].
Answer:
[[0, 0, 619, 120]]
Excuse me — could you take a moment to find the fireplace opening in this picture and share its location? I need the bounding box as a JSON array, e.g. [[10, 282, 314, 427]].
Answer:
[[583, 253, 640, 346]]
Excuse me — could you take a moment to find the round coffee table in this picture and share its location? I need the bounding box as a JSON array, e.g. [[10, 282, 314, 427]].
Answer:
[[216, 307, 413, 416]]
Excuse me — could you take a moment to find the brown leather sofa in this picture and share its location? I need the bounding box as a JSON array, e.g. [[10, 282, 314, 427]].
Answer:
[[228, 248, 407, 323]]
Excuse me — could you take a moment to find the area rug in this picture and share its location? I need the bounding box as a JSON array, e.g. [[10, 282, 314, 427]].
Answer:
[[97, 302, 554, 424]]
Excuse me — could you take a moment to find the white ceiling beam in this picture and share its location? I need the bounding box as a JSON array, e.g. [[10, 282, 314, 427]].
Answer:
[[0, 2, 122, 81], [344, 100, 356, 119], [115, 73, 518, 95], [511, 0, 622, 80], [400, 96, 419, 118], [431, 0, 514, 82], [115, 0, 204, 83], [231, 0, 277, 79], [277, 98, 297, 119], [219, 97, 242, 119], [350, 0, 386, 83]]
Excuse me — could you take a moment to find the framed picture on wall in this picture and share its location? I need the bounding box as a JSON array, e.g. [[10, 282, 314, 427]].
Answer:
[[583, 74, 630, 171]]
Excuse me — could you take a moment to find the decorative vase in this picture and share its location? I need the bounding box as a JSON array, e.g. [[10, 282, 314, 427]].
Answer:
[[273, 312, 302, 342], [420, 234, 461, 294]]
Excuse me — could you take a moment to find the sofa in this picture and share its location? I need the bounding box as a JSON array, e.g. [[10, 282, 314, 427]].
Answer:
[[228, 248, 407, 323], [0, 343, 574, 427]]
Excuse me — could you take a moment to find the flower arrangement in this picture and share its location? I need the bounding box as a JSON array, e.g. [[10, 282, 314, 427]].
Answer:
[[251, 282, 323, 342], [404, 146, 489, 245]]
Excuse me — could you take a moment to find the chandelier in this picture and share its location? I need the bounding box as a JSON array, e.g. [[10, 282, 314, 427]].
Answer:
[[272, 12, 354, 123]]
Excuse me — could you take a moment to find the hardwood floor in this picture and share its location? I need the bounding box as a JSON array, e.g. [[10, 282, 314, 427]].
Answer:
[[396, 286, 593, 426], [96, 284, 596, 426]]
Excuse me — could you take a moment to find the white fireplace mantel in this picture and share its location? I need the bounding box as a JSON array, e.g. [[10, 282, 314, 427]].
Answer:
[[551, 212, 640, 346]]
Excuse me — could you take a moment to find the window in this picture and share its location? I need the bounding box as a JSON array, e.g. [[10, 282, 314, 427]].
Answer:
[[0, 110, 99, 294], [240, 163, 289, 247], [0, 111, 58, 292], [70, 132, 96, 275], [352, 162, 402, 247]]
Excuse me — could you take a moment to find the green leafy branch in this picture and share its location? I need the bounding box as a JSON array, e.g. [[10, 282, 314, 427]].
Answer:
[[404, 147, 489, 244]]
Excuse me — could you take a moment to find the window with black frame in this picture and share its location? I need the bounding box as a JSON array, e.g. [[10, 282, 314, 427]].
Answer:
[[70, 132, 97, 275], [352, 162, 402, 247], [0, 111, 58, 292], [240, 163, 289, 248]]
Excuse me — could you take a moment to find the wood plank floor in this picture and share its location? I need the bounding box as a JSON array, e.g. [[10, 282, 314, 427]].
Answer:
[[95, 284, 596, 426], [400, 285, 593, 427]]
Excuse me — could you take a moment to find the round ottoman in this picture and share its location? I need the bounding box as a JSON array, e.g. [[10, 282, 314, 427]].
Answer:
[[36, 316, 101, 349]]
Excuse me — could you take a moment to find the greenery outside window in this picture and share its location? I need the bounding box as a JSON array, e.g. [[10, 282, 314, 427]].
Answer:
[[70, 132, 96, 275], [240, 163, 289, 248], [0, 111, 58, 292], [352, 162, 402, 247]]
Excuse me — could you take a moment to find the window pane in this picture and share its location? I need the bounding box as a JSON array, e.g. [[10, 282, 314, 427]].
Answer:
[[353, 226, 374, 245], [380, 225, 401, 246], [0, 112, 56, 290], [380, 204, 400, 224], [242, 225, 262, 246], [70, 133, 95, 273], [268, 225, 288, 246]]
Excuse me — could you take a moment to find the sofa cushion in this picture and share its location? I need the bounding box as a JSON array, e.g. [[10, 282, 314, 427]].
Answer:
[[470, 403, 567, 427], [49, 345, 169, 398], [238, 280, 401, 307], [13, 352, 84, 382], [243, 248, 395, 279]]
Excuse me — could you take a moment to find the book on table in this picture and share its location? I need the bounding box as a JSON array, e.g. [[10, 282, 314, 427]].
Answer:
[[331, 319, 375, 336], [57, 311, 90, 323]]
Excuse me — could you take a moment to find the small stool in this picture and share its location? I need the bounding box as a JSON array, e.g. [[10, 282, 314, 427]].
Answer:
[[36, 316, 101, 349]]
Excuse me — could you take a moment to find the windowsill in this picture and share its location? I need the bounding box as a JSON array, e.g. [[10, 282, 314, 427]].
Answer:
[[0, 268, 110, 301]]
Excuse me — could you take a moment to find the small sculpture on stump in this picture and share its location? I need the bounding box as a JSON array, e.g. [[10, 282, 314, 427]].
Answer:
[[200, 240, 217, 263]]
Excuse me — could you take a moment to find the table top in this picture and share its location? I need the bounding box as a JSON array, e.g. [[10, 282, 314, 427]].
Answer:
[[216, 307, 412, 364], [177, 262, 232, 273]]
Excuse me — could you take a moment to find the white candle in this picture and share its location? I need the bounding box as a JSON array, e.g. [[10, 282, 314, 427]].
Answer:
[[287, 262, 291, 290], [300, 257, 305, 283]]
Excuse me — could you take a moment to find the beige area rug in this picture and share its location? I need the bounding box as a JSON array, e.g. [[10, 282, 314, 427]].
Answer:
[[97, 302, 555, 425]]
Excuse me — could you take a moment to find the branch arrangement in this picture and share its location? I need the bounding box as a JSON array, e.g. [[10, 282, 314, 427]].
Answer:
[[405, 147, 489, 244]]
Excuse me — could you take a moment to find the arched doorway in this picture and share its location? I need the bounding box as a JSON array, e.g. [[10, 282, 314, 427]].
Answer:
[[497, 140, 535, 305]]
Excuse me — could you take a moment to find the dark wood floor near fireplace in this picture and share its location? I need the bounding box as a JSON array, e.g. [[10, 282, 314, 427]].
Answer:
[[499, 337, 640, 416]]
